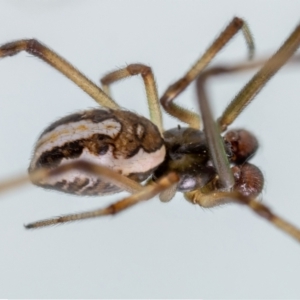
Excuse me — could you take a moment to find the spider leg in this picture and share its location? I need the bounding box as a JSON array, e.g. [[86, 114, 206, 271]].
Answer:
[[195, 26, 300, 187], [193, 25, 300, 242], [185, 190, 300, 243], [160, 17, 254, 129], [0, 161, 144, 196], [100, 64, 163, 133], [196, 68, 234, 190], [24, 172, 179, 229], [194, 53, 300, 132], [0, 39, 119, 109], [218, 23, 300, 131]]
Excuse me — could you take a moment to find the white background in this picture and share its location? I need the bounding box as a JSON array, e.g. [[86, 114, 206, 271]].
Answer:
[[0, 0, 300, 298]]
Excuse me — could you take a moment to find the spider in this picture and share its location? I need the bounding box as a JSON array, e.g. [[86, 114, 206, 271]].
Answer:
[[0, 17, 300, 243]]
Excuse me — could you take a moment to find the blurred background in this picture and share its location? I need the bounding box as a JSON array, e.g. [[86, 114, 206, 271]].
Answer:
[[0, 0, 300, 298]]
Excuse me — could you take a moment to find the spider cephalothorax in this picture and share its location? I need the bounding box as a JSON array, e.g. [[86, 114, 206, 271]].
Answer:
[[154, 127, 217, 192], [153, 126, 263, 199]]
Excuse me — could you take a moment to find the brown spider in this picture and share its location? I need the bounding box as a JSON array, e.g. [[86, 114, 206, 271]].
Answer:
[[0, 17, 300, 243]]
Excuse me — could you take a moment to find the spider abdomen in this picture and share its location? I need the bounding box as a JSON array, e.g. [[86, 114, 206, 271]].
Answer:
[[29, 109, 166, 195]]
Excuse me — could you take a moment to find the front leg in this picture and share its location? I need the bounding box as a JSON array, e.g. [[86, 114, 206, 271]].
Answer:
[[184, 162, 300, 244], [160, 17, 254, 129]]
